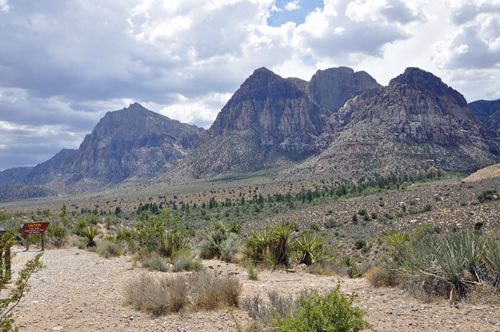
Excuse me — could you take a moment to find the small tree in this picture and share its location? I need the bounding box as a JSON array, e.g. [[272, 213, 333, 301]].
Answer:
[[0, 232, 45, 331]]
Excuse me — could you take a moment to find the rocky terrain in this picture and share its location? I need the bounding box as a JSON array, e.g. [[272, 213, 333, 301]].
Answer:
[[469, 99, 500, 133], [9, 247, 500, 332]]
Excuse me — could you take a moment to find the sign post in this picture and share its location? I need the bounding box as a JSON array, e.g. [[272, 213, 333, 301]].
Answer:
[[21, 223, 50, 251]]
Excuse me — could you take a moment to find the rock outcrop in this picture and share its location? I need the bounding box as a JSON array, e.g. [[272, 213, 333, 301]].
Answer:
[[281, 68, 500, 178], [306, 67, 380, 114], [469, 99, 500, 133]]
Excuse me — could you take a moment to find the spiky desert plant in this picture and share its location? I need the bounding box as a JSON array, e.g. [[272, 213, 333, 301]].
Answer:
[[244, 224, 273, 263], [293, 232, 334, 266], [484, 238, 500, 289], [270, 221, 295, 267], [382, 230, 409, 261], [83, 225, 101, 248]]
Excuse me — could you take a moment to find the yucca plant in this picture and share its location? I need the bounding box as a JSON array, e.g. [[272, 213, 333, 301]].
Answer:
[[244, 225, 273, 264], [83, 225, 101, 248], [484, 238, 500, 289], [399, 239, 435, 275], [382, 230, 409, 261], [293, 232, 332, 266], [270, 221, 295, 267]]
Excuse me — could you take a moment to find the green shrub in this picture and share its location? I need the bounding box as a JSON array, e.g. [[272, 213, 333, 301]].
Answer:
[[220, 233, 242, 263], [271, 285, 373, 332], [172, 257, 205, 272], [98, 240, 124, 258], [247, 265, 259, 280], [324, 220, 338, 229], [478, 189, 498, 203], [354, 240, 366, 250], [310, 224, 320, 231], [141, 256, 169, 272]]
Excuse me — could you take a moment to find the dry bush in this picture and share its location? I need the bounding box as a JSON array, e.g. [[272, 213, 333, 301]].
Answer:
[[124, 273, 187, 314], [402, 273, 452, 303], [189, 272, 241, 310], [466, 283, 500, 306], [308, 264, 337, 276], [365, 266, 399, 287], [124, 271, 241, 315]]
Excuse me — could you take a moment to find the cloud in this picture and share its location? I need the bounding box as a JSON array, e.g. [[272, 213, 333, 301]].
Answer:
[[292, 0, 427, 63], [433, 14, 500, 70], [285, 1, 301, 11], [447, 0, 500, 25], [1, 0, 500, 170]]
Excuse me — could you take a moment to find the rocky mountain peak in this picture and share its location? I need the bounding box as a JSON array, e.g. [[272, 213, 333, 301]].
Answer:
[[389, 67, 468, 108]]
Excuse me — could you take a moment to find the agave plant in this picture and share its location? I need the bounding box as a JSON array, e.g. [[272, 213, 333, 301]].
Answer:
[[83, 225, 101, 248], [484, 238, 500, 289]]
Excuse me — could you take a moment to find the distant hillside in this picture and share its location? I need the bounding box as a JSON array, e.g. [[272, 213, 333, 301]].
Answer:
[[0, 103, 205, 194], [469, 99, 500, 133], [463, 162, 500, 182], [0, 184, 56, 203]]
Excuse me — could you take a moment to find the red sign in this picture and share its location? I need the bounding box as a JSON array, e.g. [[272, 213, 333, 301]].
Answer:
[[21, 222, 50, 235]]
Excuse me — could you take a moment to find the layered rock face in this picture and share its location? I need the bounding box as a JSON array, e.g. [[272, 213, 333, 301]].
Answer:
[[205, 67, 326, 153], [167, 67, 381, 181], [56, 103, 204, 190], [469, 99, 500, 133], [306, 67, 380, 113], [293, 68, 500, 176]]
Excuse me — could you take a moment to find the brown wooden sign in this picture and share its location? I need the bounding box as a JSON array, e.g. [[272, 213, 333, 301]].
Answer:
[[21, 222, 50, 235]]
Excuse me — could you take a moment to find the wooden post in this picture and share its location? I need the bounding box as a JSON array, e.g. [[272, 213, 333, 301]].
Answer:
[[41, 233, 45, 251], [26, 234, 29, 251]]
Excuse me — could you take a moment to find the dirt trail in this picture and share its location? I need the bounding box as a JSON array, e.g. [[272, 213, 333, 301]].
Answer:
[[8, 248, 500, 332]]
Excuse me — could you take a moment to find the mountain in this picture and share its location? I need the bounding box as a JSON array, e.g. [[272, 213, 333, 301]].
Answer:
[[306, 67, 380, 114], [0, 184, 57, 203], [164, 67, 380, 182], [468, 99, 500, 133], [0, 103, 205, 193], [284, 67, 500, 178]]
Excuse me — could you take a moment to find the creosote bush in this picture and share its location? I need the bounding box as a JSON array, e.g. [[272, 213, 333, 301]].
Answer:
[[240, 284, 373, 331]]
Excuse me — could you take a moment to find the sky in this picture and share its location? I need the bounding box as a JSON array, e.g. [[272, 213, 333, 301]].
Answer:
[[1, 0, 500, 170]]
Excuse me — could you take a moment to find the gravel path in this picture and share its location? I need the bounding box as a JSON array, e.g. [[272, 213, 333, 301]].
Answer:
[[8, 248, 500, 332]]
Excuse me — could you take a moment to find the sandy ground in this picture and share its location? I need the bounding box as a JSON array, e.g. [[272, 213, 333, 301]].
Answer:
[[6, 248, 500, 332]]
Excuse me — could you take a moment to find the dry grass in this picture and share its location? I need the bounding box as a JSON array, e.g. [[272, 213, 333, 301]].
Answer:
[[466, 283, 500, 306], [365, 266, 399, 287], [189, 272, 241, 310], [124, 271, 241, 315], [124, 273, 188, 314]]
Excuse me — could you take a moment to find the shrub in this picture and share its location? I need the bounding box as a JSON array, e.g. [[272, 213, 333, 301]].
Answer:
[[124, 273, 187, 314], [478, 189, 498, 203], [324, 220, 338, 229], [310, 224, 320, 231], [189, 272, 241, 310], [220, 233, 242, 263], [365, 266, 398, 287], [141, 256, 169, 272], [271, 285, 373, 331], [247, 265, 259, 280], [171, 257, 205, 272], [357, 209, 367, 216], [98, 240, 124, 258], [352, 215, 358, 224], [354, 240, 366, 250], [45, 220, 67, 247]]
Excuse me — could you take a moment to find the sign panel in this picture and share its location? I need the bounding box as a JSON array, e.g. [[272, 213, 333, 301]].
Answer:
[[21, 222, 50, 235]]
